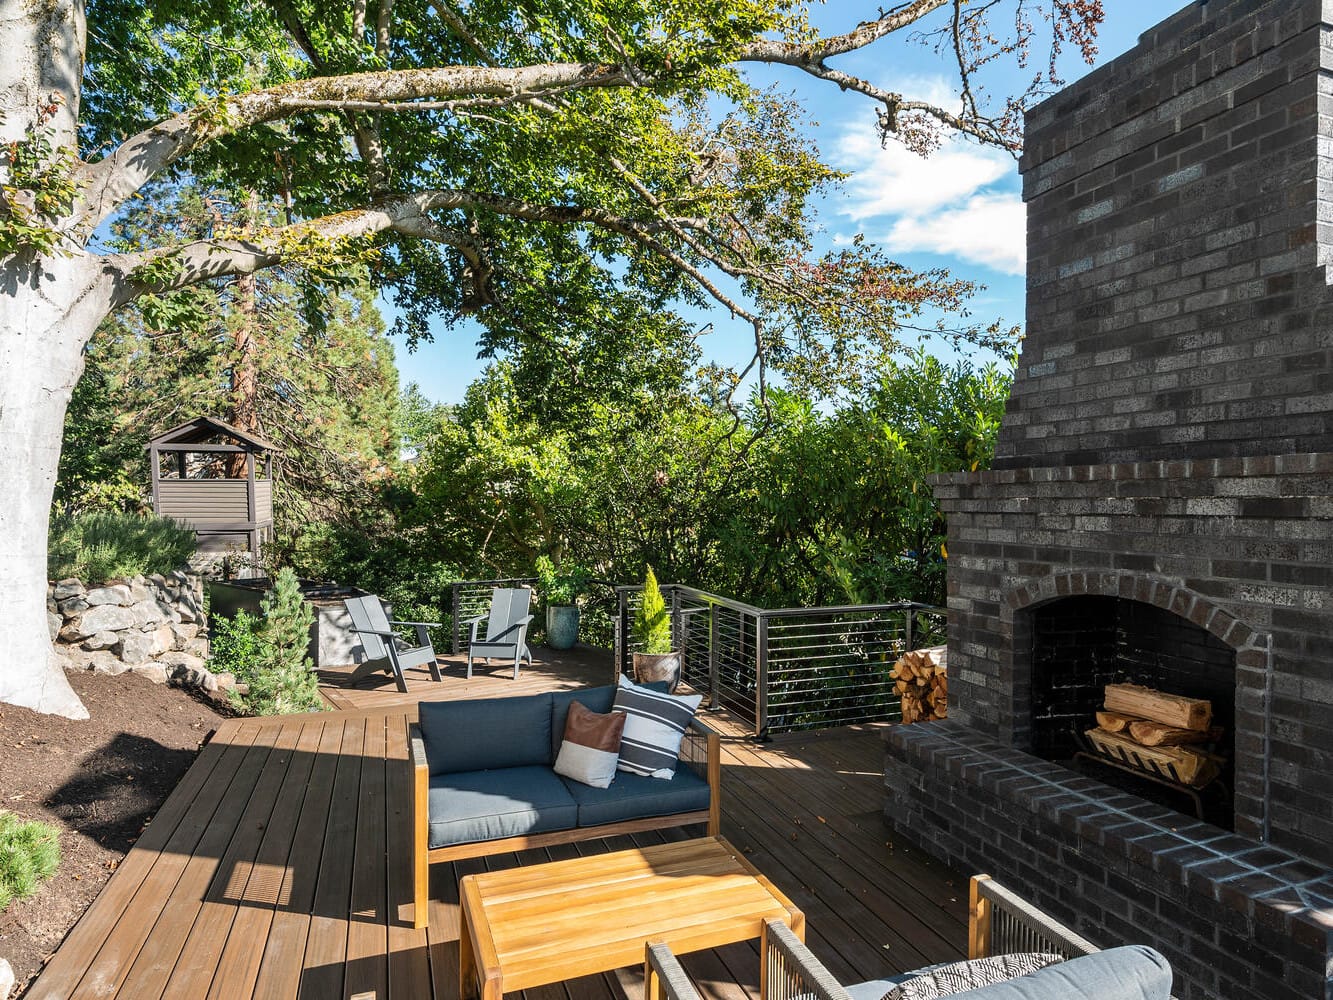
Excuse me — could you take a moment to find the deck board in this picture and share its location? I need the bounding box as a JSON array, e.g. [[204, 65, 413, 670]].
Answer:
[[28, 654, 968, 1000]]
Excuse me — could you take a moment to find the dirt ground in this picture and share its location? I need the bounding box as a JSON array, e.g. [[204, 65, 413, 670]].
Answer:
[[0, 670, 230, 995]]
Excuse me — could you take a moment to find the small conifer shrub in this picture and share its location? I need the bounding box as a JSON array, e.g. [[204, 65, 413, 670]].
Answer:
[[0, 812, 60, 911]]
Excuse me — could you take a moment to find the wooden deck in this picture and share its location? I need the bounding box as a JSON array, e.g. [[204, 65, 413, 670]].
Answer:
[[26, 650, 968, 1000]]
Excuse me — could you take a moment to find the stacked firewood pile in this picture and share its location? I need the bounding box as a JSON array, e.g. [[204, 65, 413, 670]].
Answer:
[[1084, 683, 1223, 787], [890, 645, 947, 724]]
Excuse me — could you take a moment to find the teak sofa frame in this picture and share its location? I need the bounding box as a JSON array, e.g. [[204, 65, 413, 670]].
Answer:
[[408, 718, 722, 928]]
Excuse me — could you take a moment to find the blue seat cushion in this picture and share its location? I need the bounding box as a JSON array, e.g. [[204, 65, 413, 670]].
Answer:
[[863, 946, 1172, 1000], [420, 693, 553, 775], [427, 766, 578, 849], [550, 686, 617, 759], [559, 765, 711, 827]]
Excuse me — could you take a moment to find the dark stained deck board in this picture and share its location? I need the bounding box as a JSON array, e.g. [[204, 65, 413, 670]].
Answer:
[[29, 671, 968, 1000]]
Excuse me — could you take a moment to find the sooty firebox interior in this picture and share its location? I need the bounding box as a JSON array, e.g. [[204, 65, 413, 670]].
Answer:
[[1029, 596, 1235, 824]]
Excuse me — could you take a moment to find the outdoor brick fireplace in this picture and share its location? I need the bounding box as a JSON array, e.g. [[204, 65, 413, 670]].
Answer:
[[882, 3, 1333, 998]]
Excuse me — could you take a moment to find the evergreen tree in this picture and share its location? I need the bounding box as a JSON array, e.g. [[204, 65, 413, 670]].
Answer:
[[58, 182, 402, 541]]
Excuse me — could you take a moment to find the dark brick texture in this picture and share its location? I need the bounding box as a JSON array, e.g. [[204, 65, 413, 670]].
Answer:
[[888, 3, 1333, 998]]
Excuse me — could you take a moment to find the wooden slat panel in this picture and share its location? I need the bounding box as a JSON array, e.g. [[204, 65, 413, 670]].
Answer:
[[156, 481, 251, 519]]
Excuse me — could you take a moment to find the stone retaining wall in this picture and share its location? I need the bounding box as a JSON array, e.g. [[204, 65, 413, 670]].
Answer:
[[47, 571, 233, 694]]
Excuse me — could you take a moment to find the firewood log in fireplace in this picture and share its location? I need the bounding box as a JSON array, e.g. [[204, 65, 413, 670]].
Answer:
[[1103, 683, 1212, 731], [890, 645, 947, 724]]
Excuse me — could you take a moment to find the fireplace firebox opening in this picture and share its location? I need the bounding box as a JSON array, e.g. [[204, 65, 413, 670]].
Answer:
[[1023, 595, 1236, 828]]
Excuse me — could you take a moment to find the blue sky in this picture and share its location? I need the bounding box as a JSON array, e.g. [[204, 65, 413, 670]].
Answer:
[[391, 2, 1173, 405]]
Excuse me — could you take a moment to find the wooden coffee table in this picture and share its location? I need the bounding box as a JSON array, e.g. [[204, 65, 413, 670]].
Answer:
[[458, 835, 804, 1000]]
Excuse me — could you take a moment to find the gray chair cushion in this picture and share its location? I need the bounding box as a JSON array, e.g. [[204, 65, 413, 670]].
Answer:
[[419, 693, 553, 775], [550, 686, 617, 760], [875, 946, 1172, 1000], [559, 765, 711, 827], [427, 766, 577, 849]]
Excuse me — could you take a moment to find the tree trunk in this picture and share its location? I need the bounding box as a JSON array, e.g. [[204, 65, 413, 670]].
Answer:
[[0, 253, 112, 719], [226, 269, 260, 478]]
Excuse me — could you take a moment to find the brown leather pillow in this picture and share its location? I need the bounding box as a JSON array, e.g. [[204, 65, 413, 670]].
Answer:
[[553, 700, 627, 788]]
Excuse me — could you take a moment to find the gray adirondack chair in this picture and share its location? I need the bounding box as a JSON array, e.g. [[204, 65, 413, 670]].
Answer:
[[465, 587, 534, 679], [345, 595, 443, 693]]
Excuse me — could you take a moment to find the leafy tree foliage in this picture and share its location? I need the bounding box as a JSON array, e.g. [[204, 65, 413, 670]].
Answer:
[[2, 0, 1101, 716], [59, 182, 402, 539], [403, 349, 1010, 610]]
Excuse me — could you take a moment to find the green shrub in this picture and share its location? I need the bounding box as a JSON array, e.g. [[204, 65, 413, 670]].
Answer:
[[534, 555, 591, 607], [0, 812, 60, 911], [215, 568, 322, 716], [48, 511, 195, 582], [632, 566, 673, 654]]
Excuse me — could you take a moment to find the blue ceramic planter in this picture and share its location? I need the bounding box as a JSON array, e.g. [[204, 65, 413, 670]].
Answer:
[[545, 604, 580, 649]]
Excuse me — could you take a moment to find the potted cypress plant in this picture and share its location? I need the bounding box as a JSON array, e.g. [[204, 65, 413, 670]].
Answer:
[[535, 555, 591, 650], [631, 565, 681, 690]]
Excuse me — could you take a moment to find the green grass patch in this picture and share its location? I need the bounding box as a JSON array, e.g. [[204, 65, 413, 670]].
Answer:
[[0, 812, 60, 911]]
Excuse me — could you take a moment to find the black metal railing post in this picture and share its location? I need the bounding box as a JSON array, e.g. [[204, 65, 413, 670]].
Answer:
[[755, 613, 770, 740], [707, 599, 719, 711], [451, 581, 461, 654]]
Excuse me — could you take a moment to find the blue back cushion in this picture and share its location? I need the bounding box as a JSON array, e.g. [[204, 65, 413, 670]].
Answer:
[[419, 693, 553, 775]]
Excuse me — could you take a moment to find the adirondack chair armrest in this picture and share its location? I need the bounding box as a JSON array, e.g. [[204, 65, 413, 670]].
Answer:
[[462, 614, 486, 626], [349, 626, 400, 639], [409, 722, 430, 929]]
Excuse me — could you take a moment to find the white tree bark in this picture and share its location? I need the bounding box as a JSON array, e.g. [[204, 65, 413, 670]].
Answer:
[[0, 252, 110, 719]]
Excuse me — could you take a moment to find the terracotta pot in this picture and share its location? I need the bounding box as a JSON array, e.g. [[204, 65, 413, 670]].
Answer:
[[632, 651, 681, 692]]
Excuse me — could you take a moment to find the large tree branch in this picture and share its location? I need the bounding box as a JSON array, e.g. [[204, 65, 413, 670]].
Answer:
[[735, 1, 949, 64], [106, 188, 697, 303], [74, 62, 636, 234]]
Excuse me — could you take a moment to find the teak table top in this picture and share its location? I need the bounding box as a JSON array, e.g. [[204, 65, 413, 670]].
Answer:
[[458, 835, 804, 1000]]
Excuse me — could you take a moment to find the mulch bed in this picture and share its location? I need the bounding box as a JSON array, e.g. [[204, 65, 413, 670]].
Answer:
[[0, 670, 232, 995]]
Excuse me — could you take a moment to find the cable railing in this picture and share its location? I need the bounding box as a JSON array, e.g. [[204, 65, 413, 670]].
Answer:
[[451, 576, 945, 737], [615, 583, 947, 738]]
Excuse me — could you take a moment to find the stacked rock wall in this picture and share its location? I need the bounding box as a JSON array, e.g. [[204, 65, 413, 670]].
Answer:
[[46, 571, 229, 692]]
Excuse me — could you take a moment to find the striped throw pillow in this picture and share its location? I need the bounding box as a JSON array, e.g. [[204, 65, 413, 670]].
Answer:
[[612, 675, 702, 779], [881, 953, 1065, 999]]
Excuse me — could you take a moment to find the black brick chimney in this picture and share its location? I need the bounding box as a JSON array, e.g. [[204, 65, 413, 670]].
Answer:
[[883, 3, 1333, 998]]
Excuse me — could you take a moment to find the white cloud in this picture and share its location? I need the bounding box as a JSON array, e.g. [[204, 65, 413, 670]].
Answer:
[[884, 193, 1026, 275], [827, 91, 1026, 275]]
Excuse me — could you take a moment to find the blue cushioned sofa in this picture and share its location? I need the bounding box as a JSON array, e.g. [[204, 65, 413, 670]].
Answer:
[[408, 684, 721, 927]]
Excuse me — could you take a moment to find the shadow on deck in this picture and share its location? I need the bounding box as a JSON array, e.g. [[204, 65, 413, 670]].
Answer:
[[26, 657, 968, 1000]]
